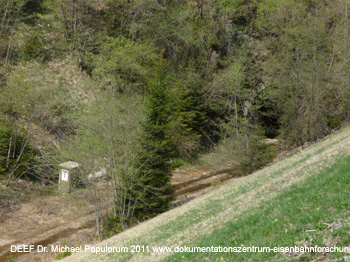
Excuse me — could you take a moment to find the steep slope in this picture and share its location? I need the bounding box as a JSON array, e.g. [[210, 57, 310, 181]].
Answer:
[[63, 124, 350, 262]]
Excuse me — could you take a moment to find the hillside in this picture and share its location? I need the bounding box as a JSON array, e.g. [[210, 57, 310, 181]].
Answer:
[[2, 0, 350, 259], [61, 124, 350, 261]]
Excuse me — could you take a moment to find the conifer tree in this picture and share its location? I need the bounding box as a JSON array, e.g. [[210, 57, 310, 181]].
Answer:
[[176, 82, 207, 159], [132, 59, 175, 220]]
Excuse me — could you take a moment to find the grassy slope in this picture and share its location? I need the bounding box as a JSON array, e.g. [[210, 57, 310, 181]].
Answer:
[[63, 125, 350, 262]]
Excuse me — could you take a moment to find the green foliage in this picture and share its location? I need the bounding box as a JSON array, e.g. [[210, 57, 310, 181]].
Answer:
[[0, 115, 11, 175], [177, 85, 206, 157], [170, 71, 207, 159], [327, 116, 342, 129], [220, 118, 275, 175], [23, 0, 45, 14], [0, 114, 37, 179], [216, 0, 246, 12], [2, 0, 350, 236], [216, 0, 258, 31], [202, 54, 277, 171], [23, 34, 46, 60], [61, 90, 144, 234], [255, 0, 280, 34], [126, 0, 218, 70], [2, 62, 88, 135], [257, 0, 337, 145], [102, 0, 132, 36], [54, 250, 71, 260], [102, 213, 124, 239], [93, 36, 157, 91], [62, 90, 143, 167], [132, 60, 176, 220]]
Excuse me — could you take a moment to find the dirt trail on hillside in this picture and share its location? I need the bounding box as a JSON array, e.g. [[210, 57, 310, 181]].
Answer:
[[62, 125, 350, 262]]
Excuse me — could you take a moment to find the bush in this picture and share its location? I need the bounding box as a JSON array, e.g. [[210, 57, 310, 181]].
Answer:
[[0, 114, 37, 180], [102, 213, 124, 239], [23, 34, 47, 61]]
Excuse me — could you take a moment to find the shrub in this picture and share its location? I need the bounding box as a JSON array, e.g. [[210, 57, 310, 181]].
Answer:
[[23, 34, 47, 61]]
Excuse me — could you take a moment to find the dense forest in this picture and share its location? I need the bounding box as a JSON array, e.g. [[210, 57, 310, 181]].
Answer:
[[1, 0, 350, 238]]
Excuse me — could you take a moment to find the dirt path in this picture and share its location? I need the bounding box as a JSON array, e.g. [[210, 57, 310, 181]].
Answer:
[[62, 125, 350, 262], [0, 188, 101, 262]]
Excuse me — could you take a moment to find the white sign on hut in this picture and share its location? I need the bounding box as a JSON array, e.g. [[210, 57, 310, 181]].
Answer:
[[58, 161, 80, 193]]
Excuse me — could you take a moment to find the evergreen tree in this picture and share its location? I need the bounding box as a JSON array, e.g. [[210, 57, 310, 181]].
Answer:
[[132, 59, 175, 220], [176, 80, 207, 159]]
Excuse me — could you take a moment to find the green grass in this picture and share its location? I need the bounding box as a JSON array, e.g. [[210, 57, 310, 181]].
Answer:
[[100, 131, 349, 261], [55, 250, 72, 260], [165, 154, 350, 262]]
